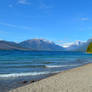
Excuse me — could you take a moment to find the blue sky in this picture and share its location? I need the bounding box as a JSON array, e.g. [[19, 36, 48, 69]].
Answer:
[[0, 0, 92, 46]]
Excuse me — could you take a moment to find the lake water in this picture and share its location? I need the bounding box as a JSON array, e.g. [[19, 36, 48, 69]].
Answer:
[[0, 50, 92, 91]]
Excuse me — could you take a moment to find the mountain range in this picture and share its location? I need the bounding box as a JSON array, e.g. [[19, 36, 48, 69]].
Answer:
[[0, 38, 92, 51], [0, 39, 65, 51], [0, 40, 27, 50], [66, 38, 92, 52]]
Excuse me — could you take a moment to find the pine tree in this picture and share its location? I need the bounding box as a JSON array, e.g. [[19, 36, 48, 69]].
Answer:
[[87, 42, 92, 53]]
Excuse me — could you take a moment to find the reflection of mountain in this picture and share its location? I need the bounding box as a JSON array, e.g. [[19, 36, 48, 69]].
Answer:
[[0, 39, 65, 51], [19, 39, 65, 51], [66, 39, 92, 52]]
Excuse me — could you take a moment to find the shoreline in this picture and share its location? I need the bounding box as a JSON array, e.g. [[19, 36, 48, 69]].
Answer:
[[9, 63, 92, 92], [0, 64, 84, 92]]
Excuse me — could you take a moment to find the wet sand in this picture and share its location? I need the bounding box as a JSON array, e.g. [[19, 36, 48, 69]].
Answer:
[[9, 63, 92, 92]]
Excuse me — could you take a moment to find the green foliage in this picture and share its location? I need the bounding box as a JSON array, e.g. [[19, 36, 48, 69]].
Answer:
[[87, 42, 92, 53]]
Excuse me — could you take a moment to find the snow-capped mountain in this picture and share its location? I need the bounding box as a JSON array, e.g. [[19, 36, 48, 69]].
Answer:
[[19, 39, 65, 51], [0, 38, 92, 52], [66, 39, 92, 52]]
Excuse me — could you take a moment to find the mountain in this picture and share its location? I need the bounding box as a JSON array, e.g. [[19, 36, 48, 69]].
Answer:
[[0, 40, 27, 50], [66, 39, 92, 52], [87, 42, 92, 53], [1, 38, 92, 51], [19, 39, 65, 51]]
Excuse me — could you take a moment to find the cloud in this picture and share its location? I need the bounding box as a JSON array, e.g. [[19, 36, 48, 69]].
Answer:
[[8, 0, 31, 7], [60, 42, 74, 48], [0, 30, 8, 34], [56, 40, 74, 48], [40, 4, 52, 9], [17, 0, 31, 5], [80, 17, 88, 21], [40, 1, 53, 9], [0, 22, 32, 30], [59, 40, 86, 48]]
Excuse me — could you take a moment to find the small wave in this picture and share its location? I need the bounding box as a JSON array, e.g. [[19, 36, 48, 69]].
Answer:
[[0, 71, 60, 78], [45, 64, 81, 68], [45, 65, 65, 68]]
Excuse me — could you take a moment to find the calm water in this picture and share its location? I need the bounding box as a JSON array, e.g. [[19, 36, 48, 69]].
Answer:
[[0, 50, 92, 91]]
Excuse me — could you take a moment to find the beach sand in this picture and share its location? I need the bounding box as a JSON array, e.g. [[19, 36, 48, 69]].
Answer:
[[9, 63, 92, 92]]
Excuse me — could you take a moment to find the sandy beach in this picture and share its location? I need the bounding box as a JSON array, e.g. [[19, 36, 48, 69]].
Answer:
[[9, 63, 92, 92]]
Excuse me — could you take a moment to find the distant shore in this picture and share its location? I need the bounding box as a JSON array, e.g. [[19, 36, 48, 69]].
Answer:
[[9, 63, 92, 92]]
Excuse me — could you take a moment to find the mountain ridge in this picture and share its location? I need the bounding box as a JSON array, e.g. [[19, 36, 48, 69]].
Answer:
[[0, 38, 92, 52], [66, 38, 92, 52], [19, 39, 65, 51], [0, 39, 65, 51]]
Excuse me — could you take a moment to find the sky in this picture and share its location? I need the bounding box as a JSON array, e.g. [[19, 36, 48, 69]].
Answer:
[[0, 0, 92, 47]]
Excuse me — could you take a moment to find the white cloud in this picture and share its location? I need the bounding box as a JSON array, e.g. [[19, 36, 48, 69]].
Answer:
[[0, 30, 8, 34], [40, 1, 53, 9], [0, 22, 32, 30], [56, 40, 74, 48], [0, 22, 17, 28], [60, 42, 74, 48], [40, 4, 51, 9], [80, 17, 88, 21], [8, 0, 31, 7], [59, 40, 86, 48], [17, 0, 31, 5]]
